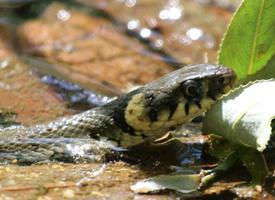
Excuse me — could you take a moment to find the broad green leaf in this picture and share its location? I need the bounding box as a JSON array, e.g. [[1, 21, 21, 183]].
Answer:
[[239, 55, 275, 85], [218, 0, 275, 79], [203, 80, 275, 151], [131, 174, 201, 194]]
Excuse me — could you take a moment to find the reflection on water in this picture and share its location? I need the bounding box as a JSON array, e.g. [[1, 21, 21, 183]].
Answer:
[[0, 59, 11, 69], [127, 19, 140, 30], [140, 28, 152, 38], [109, 0, 233, 64], [154, 39, 164, 49], [57, 9, 71, 21], [159, 0, 183, 21], [194, 0, 242, 10], [125, 0, 137, 8], [178, 144, 202, 165], [121, 131, 205, 167], [0, 137, 115, 164], [186, 27, 203, 40], [42, 75, 113, 110]]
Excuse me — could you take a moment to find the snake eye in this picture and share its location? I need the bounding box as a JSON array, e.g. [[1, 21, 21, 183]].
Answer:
[[181, 80, 202, 99]]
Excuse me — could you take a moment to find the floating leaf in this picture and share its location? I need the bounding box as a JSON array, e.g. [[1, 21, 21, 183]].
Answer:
[[219, 0, 275, 79], [131, 174, 201, 194], [203, 80, 275, 151]]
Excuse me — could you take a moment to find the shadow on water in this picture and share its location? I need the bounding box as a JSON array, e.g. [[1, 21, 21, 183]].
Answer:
[[107, 138, 205, 171]]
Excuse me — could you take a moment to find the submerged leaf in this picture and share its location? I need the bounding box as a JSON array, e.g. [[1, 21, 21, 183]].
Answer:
[[203, 80, 275, 151], [131, 174, 201, 194], [219, 0, 275, 79]]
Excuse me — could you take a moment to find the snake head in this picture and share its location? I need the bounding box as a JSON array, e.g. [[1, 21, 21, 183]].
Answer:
[[207, 70, 236, 100], [120, 64, 236, 135], [143, 64, 236, 118]]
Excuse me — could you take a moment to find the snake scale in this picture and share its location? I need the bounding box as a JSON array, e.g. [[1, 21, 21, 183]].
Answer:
[[0, 64, 236, 163]]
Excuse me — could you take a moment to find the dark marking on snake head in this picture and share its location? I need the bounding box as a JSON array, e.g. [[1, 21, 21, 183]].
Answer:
[[184, 102, 190, 115], [113, 108, 135, 135], [207, 93, 216, 101], [145, 92, 179, 122], [107, 90, 139, 136], [194, 99, 202, 109], [145, 93, 158, 122], [168, 99, 178, 120]]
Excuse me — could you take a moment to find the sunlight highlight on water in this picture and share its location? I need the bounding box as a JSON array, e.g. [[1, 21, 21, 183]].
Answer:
[[57, 9, 71, 21], [159, 0, 183, 21], [140, 28, 152, 38], [186, 28, 203, 41], [127, 19, 140, 30], [125, 0, 136, 7]]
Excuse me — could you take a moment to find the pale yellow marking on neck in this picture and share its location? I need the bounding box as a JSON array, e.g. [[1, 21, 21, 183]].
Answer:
[[125, 93, 215, 134]]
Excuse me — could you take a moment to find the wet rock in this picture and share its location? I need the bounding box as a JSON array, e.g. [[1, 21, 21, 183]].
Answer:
[[77, 0, 241, 64], [62, 189, 75, 199], [0, 25, 15, 59], [17, 3, 174, 90], [0, 60, 71, 125]]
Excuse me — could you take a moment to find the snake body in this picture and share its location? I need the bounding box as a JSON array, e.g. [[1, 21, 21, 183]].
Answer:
[[0, 64, 236, 162]]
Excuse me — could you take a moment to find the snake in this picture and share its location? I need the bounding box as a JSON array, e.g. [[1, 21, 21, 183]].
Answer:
[[0, 64, 236, 163]]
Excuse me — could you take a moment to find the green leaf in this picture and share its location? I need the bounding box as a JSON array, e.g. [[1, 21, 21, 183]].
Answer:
[[201, 148, 240, 186], [239, 55, 275, 85], [203, 147, 268, 185], [218, 0, 275, 79], [203, 80, 275, 151], [207, 135, 239, 159], [240, 148, 268, 184], [131, 174, 201, 194]]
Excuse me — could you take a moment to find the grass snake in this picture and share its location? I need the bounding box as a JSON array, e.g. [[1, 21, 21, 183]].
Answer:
[[0, 64, 236, 163]]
